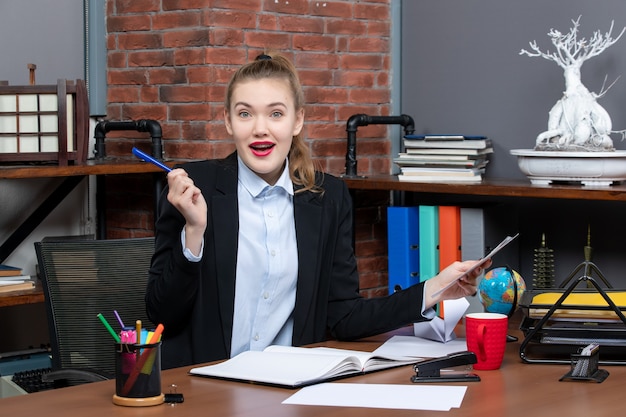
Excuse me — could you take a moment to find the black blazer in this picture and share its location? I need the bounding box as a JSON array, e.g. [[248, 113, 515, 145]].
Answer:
[[146, 153, 427, 369]]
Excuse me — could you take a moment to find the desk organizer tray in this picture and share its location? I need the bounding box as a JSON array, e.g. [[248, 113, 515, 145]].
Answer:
[[519, 278, 626, 365]]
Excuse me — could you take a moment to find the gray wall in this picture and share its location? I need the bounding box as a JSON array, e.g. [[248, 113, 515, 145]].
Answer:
[[401, 0, 626, 179], [0, 1, 87, 354], [0, 0, 84, 85]]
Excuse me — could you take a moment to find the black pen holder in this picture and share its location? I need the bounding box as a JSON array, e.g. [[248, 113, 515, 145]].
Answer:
[[559, 348, 609, 383], [112, 342, 164, 406]]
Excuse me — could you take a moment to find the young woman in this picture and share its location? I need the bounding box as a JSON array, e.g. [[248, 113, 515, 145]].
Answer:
[[145, 53, 488, 369]]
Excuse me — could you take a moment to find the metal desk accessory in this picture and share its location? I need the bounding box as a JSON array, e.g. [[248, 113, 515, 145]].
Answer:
[[559, 343, 609, 383], [519, 233, 626, 365], [411, 351, 480, 383]]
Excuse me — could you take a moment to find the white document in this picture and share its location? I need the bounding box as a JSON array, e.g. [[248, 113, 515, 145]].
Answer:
[[282, 383, 467, 411], [373, 335, 468, 359], [431, 233, 519, 298], [413, 297, 469, 342]]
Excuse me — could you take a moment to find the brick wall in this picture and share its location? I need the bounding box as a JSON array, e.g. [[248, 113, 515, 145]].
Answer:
[[103, 0, 393, 295]]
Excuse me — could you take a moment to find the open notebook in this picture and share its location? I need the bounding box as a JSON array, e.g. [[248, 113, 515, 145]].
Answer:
[[189, 345, 419, 388]]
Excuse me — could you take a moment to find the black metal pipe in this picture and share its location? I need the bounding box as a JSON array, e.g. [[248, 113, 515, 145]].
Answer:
[[93, 119, 163, 159], [92, 119, 165, 237], [344, 114, 415, 177]]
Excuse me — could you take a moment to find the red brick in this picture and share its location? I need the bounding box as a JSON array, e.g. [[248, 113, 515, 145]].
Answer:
[[279, 16, 324, 33], [308, 1, 353, 18], [207, 11, 257, 29], [115, 0, 160, 14], [108, 69, 148, 85], [174, 48, 206, 66], [162, 0, 209, 11], [306, 87, 349, 104], [349, 87, 390, 104], [163, 30, 210, 48], [355, 3, 389, 21], [326, 19, 368, 35], [108, 52, 127, 69], [152, 11, 202, 29], [107, 86, 140, 103], [140, 86, 160, 103], [212, 0, 262, 11], [148, 68, 188, 84], [121, 104, 168, 121], [117, 33, 163, 50], [336, 71, 376, 88], [264, 0, 308, 14], [368, 20, 391, 37], [160, 85, 210, 103], [349, 37, 389, 53], [128, 50, 175, 67], [299, 70, 333, 87], [340, 54, 385, 70], [205, 48, 248, 65], [258, 14, 278, 31], [169, 103, 212, 121], [293, 34, 336, 52], [304, 105, 336, 122], [107, 15, 152, 32], [244, 32, 291, 49]]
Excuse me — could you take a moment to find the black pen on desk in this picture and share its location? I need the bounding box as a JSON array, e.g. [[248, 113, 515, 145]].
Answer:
[[132, 147, 172, 172]]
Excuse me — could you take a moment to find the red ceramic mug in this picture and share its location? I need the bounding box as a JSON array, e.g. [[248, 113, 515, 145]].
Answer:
[[465, 312, 508, 370]]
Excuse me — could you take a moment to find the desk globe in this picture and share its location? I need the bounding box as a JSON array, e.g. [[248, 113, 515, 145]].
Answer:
[[478, 267, 526, 316]]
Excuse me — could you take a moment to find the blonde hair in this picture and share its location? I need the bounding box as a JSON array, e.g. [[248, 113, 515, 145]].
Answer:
[[225, 53, 320, 193]]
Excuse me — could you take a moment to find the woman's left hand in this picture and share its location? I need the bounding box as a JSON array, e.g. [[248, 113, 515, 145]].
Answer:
[[423, 259, 492, 308]]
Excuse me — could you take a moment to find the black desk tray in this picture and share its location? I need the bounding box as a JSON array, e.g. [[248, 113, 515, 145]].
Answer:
[[519, 276, 626, 365]]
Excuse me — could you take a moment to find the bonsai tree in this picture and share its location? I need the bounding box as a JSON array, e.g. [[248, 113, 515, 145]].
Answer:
[[520, 17, 626, 151]]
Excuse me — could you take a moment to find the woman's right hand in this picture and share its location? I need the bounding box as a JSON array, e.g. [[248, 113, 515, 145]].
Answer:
[[167, 168, 207, 254]]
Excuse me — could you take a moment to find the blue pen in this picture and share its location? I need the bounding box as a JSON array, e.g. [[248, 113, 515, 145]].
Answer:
[[132, 147, 172, 172]]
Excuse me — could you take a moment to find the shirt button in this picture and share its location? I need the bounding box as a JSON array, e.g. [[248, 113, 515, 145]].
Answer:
[[267, 211, 274, 218], [263, 292, 270, 299], [270, 249, 276, 256], [253, 334, 260, 341]]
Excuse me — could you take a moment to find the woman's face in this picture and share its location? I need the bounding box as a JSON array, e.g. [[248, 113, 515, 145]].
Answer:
[[225, 78, 304, 185]]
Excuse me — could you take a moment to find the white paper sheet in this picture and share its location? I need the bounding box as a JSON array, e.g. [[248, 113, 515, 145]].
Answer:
[[431, 233, 519, 298], [413, 297, 469, 342], [282, 383, 467, 411], [373, 335, 468, 359]]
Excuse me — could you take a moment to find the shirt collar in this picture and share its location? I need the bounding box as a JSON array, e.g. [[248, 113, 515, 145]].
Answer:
[[237, 155, 294, 198]]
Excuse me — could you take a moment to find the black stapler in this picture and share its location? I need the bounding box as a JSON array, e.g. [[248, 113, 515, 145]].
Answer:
[[411, 351, 481, 383]]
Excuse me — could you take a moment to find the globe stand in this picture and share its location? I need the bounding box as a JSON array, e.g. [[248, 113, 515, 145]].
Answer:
[[505, 273, 519, 343]]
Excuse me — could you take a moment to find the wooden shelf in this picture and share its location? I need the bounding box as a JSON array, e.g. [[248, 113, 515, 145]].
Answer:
[[0, 281, 44, 308], [0, 158, 180, 179], [342, 175, 626, 202]]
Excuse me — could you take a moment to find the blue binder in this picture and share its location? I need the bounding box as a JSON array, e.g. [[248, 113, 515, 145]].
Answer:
[[387, 207, 420, 294]]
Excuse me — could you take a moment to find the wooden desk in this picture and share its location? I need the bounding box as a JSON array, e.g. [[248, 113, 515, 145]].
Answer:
[[2, 325, 623, 416]]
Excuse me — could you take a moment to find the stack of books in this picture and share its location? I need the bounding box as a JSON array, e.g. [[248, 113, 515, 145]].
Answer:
[[0, 264, 34, 293], [394, 135, 493, 183]]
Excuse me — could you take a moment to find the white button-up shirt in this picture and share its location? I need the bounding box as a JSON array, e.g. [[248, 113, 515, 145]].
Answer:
[[229, 157, 298, 357]]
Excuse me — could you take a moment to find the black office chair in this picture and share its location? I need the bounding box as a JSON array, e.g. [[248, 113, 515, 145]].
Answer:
[[34, 237, 155, 386]]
